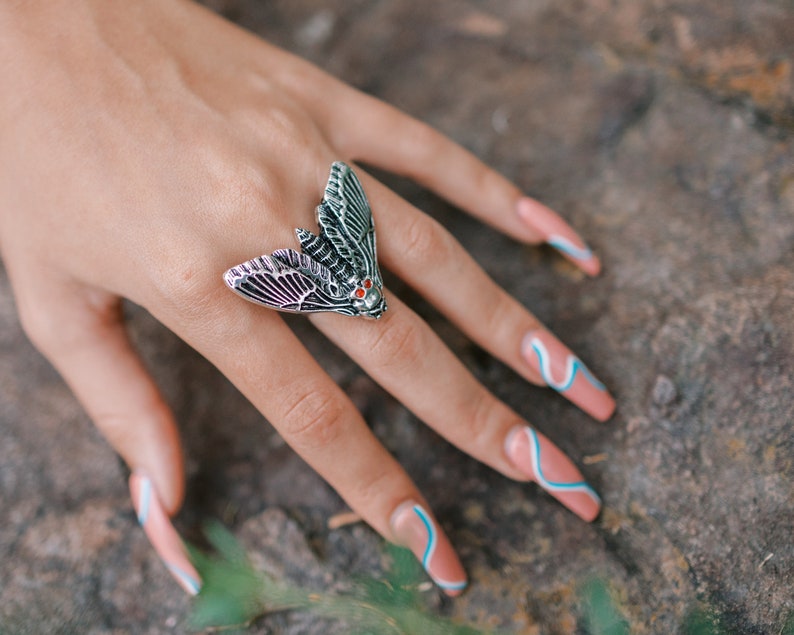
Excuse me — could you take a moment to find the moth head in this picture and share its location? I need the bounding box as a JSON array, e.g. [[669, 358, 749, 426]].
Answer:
[[351, 277, 386, 319]]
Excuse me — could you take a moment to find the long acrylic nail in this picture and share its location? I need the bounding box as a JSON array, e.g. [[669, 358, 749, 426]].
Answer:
[[390, 502, 467, 596], [522, 329, 615, 421], [129, 472, 201, 595], [516, 197, 601, 276], [505, 425, 601, 521]]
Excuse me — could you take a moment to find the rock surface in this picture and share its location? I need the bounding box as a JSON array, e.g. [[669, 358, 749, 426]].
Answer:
[[1, 1, 792, 633]]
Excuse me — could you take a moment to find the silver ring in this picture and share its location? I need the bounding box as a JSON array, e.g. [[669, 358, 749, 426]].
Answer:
[[223, 162, 387, 320]]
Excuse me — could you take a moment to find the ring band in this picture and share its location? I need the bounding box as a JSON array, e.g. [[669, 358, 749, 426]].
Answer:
[[224, 162, 387, 319]]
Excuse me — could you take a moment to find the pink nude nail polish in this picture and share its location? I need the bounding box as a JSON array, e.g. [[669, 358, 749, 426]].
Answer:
[[516, 197, 601, 276], [390, 502, 467, 596], [505, 426, 601, 521], [129, 472, 201, 595], [522, 329, 616, 422]]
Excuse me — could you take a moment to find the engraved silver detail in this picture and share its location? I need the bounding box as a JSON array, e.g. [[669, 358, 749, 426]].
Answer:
[[223, 162, 387, 319]]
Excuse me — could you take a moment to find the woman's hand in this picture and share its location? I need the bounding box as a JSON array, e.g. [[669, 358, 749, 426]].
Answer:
[[0, 0, 614, 594]]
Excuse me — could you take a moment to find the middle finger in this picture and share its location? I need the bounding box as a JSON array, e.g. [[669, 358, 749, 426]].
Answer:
[[310, 295, 602, 521]]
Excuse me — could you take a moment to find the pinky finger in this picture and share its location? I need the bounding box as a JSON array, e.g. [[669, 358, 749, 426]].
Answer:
[[7, 264, 194, 592]]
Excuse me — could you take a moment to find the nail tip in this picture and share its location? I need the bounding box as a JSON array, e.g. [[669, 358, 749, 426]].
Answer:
[[582, 256, 602, 276], [521, 331, 614, 421], [582, 504, 602, 523], [592, 396, 617, 422], [569, 489, 602, 522], [556, 490, 603, 524], [439, 575, 468, 596]]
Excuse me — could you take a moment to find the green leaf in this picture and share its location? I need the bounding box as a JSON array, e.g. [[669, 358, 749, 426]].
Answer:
[[682, 604, 729, 635], [352, 545, 424, 608], [189, 522, 297, 629], [579, 578, 629, 635], [185, 521, 499, 634]]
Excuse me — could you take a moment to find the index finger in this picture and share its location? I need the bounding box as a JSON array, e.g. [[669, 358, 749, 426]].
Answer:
[[329, 89, 602, 276]]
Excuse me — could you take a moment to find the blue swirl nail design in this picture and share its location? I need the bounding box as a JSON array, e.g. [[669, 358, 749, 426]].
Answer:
[[547, 234, 593, 261], [166, 562, 202, 596], [412, 505, 468, 592], [136, 476, 152, 525], [130, 474, 202, 596], [529, 337, 606, 393], [524, 427, 601, 503]]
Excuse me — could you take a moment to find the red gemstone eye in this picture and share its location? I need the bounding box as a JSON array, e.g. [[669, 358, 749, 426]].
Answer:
[[355, 288, 366, 298], [364, 279, 373, 289]]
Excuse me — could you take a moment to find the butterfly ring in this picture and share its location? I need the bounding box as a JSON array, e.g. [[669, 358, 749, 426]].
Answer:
[[223, 162, 387, 320]]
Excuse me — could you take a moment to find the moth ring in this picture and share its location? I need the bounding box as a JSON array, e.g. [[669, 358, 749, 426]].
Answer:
[[223, 162, 387, 320]]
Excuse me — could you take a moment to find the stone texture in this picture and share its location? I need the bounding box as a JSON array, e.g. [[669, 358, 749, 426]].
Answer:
[[1, 1, 793, 633]]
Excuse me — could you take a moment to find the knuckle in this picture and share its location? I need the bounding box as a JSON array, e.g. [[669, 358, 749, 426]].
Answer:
[[468, 389, 492, 434], [264, 105, 308, 146], [17, 301, 62, 353], [349, 464, 397, 510], [400, 213, 457, 271], [258, 101, 324, 160], [278, 384, 348, 449], [148, 249, 221, 318], [478, 288, 515, 344], [212, 165, 281, 231], [16, 288, 116, 355], [467, 387, 509, 448], [93, 394, 170, 443], [366, 316, 426, 372], [233, 168, 279, 214], [469, 163, 502, 197], [168, 281, 231, 337], [404, 121, 445, 165]]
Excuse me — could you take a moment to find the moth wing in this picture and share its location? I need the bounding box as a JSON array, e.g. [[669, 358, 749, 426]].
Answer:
[[316, 162, 382, 285], [223, 250, 357, 315]]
